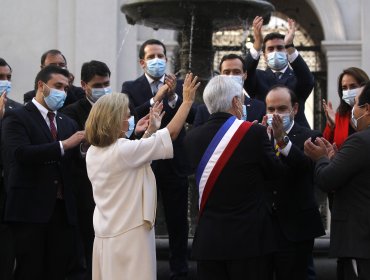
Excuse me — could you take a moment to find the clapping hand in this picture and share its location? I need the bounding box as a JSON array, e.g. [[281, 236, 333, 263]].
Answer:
[[322, 99, 335, 128], [304, 137, 328, 161]]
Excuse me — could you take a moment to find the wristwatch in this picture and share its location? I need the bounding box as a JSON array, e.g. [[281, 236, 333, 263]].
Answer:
[[276, 135, 290, 149], [285, 43, 295, 49]]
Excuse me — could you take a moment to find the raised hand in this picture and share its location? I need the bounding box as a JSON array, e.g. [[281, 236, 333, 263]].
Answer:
[[322, 99, 335, 128], [147, 101, 165, 134], [284, 18, 296, 46], [182, 72, 200, 103], [252, 16, 264, 51], [134, 114, 150, 135]]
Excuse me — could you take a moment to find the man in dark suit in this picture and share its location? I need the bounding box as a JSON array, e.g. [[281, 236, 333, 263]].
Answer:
[[1, 65, 85, 280], [0, 57, 22, 280], [193, 54, 265, 127], [23, 49, 84, 107], [184, 75, 283, 280], [245, 16, 314, 128], [61, 60, 112, 279], [121, 39, 195, 279], [304, 82, 370, 280], [264, 85, 325, 279]]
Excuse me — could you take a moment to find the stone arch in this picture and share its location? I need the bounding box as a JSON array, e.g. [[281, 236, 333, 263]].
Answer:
[[305, 0, 346, 41]]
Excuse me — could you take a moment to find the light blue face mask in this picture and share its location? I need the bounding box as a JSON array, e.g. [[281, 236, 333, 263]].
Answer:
[[125, 116, 135, 138], [146, 58, 166, 78], [91, 86, 112, 103], [221, 75, 244, 87], [342, 88, 358, 107], [267, 51, 288, 70], [266, 112, 292, 131], [0, 80, 11, 96], [242, 104, 247, 121], [43, 84, 66, 111]]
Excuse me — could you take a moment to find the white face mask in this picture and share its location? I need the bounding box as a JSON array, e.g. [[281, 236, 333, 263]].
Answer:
[[351, 105, 366, 130], [342, 88, 359, 106], [220, 75, 244, 87]]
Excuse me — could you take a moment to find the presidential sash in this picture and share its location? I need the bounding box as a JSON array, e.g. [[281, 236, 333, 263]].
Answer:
[[195, 116, 252, 217]]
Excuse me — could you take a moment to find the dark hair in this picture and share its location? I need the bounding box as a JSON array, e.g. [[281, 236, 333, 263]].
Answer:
[[358, 81, 370, 106], [337, 67, 369, 116], [138, 39, 167, 59], [34, 65, 70, 86], [81, 60, 111, 83], [0, 57, 12, 71], [268, 84, 298, 106], [40, 49, 67, 66], [262, 32, 285, 52], [219, 54, 247, 72]]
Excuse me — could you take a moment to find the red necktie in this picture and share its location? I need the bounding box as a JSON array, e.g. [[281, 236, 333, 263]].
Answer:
[[47, 112, 58, 140], [47, 112, 63, 199]]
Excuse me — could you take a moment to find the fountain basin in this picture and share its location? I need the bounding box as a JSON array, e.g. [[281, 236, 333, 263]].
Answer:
[[122, 0, 274, 31]]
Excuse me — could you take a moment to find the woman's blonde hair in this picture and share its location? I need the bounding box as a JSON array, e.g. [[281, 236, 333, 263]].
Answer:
[[85, 92, 129, 147]]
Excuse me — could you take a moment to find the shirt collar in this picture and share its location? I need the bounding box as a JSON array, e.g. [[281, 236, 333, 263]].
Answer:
[[271, 65, 289, 74], [285, 119, 295, 134], [32, 98, 57, 120], [145, 73, 165, 85]]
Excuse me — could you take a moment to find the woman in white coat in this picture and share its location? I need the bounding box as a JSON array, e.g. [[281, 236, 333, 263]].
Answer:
[[85, 73, 199, 280]]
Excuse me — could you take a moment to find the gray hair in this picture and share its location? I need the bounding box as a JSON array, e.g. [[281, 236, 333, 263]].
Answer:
[[203, 75, 243, 114]]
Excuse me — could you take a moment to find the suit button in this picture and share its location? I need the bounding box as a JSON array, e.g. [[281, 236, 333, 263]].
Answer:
[[273, 190, 277, 195], [272, 202, 277, 211], [54, 180, 59, 184]]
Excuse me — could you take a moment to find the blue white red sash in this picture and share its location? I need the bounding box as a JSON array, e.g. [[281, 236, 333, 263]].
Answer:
[[195, 116, 252, 217]]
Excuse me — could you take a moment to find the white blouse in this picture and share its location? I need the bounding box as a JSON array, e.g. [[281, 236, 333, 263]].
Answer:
[[86, 128, 173, 238]]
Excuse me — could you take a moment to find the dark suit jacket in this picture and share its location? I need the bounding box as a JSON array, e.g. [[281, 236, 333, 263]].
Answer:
[[23, 85, 85, 108], [0, 98, 23, 218], [193, 97, 265, 127], [121, 74, 196, 177], [1, 102, 79, 225], [184, 112, 284, 260], [315, 127, 370, 258], [268, 122, 325, 242], [61, 98, 92, 130], [245, 52, 314, 128]]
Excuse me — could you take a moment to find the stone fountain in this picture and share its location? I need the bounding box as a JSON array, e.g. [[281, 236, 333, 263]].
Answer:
[[121, 0, 275, 238], [121, 0, 274, 81]]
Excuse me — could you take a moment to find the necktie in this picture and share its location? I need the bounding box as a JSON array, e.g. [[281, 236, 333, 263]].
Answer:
[[275, 72, 282, 80], [275, 144, 280, 157], [47, 112, 58, 140], [47, 112, 63, 199], [152, 80, 161, 95]]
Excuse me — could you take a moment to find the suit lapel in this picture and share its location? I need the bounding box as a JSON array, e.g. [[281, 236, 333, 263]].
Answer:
[[138, 74, 155, 100], [280, 67, 294, 83], [25, 102, 54, 142], [55, 113, 70, 141], [287, 123, 302, 146]]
